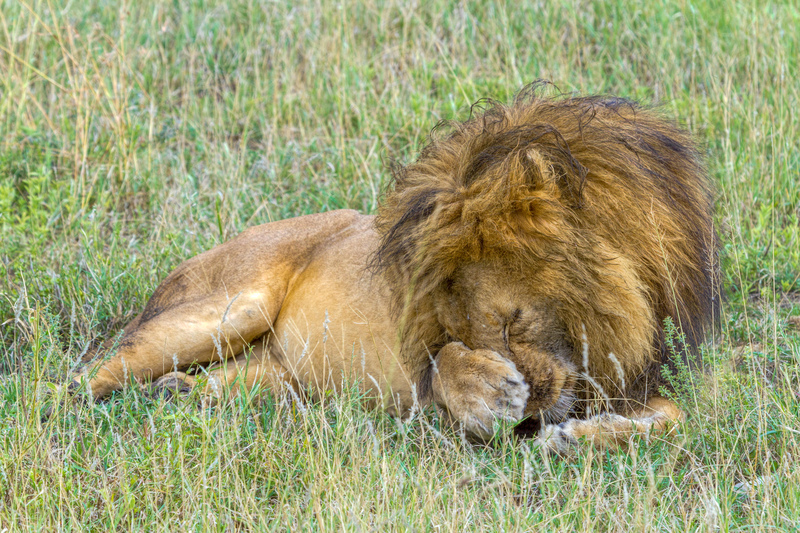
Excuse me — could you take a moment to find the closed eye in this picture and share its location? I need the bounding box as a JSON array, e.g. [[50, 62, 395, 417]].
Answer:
[[502, 309, 521, 351], [503, 309, 524, 352]]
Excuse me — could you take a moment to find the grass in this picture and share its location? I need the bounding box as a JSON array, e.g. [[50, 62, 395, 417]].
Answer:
[[1, 0, 799, 530]]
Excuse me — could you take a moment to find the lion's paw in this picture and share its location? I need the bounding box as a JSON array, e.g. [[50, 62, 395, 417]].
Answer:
[[150, 372, 196, 400], [534, 421, 581, 455], [535, 413, 650, 455], [432, 342, 529, 440]]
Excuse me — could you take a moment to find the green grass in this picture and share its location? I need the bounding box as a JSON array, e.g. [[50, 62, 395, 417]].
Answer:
[[1, 0, 799, 530]]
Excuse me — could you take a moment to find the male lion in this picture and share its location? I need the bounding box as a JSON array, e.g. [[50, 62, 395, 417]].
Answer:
[[70, 87, 718, 453]]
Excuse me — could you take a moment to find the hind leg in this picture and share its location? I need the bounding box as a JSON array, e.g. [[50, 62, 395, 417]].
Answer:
[[151, 335, 300, 404], [69, 212, 365, 399], [188, 336, 301, 402], [74, 290, 280, 398]]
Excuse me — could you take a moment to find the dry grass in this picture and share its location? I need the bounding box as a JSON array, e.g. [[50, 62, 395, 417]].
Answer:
[[1, 0, 799, 530]]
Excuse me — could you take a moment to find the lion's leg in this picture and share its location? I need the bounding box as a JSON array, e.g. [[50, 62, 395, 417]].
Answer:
[[70, 211, 363, 400], [150, 335, 300, 403], [535, 395, 685, 454], [200, 336, 300, 401], [431, 342, 530, 440], [74, 290, 278, 399]]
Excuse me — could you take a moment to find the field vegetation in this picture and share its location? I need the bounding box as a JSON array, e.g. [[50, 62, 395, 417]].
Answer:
[[1, 0, 798, 530]]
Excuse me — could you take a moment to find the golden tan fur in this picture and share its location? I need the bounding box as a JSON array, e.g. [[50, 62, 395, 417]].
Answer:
[[69, 87, 717, 451]]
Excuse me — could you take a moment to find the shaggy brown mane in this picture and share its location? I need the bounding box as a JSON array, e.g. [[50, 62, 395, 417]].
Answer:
[[372, 83, 718, 403]]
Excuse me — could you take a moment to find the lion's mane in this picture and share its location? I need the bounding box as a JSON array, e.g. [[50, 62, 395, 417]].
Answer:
[[372, 84, 718, 406]]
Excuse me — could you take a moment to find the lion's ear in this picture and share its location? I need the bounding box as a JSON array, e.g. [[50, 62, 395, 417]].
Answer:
[[509, 200, 562, 239], [494, 148, 578, 239], [525, 145, 586, 209]]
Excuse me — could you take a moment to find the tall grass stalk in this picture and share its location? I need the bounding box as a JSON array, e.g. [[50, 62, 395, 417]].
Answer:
[[1, 0, 798, 530]]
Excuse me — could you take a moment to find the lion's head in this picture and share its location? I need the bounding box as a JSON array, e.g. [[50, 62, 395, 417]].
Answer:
[[373, 84, 717, 420]]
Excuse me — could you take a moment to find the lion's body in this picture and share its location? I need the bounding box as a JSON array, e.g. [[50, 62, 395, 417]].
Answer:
[[73, 89, 717, 450], [90, 211, 415, 409]]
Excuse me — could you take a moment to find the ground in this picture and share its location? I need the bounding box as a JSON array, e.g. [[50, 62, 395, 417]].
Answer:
[[1, 0, 799, 530]]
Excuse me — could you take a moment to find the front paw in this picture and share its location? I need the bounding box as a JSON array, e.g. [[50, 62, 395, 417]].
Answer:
[[534, 413, 640, 455], [432, 342, 529, 440], [534, 422, 581, 456]]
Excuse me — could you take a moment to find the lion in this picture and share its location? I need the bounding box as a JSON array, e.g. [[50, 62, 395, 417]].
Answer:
[[69, 86, 718, 453]]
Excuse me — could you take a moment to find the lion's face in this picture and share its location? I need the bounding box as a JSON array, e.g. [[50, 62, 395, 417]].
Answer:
[[432, 260, 577, 422]]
